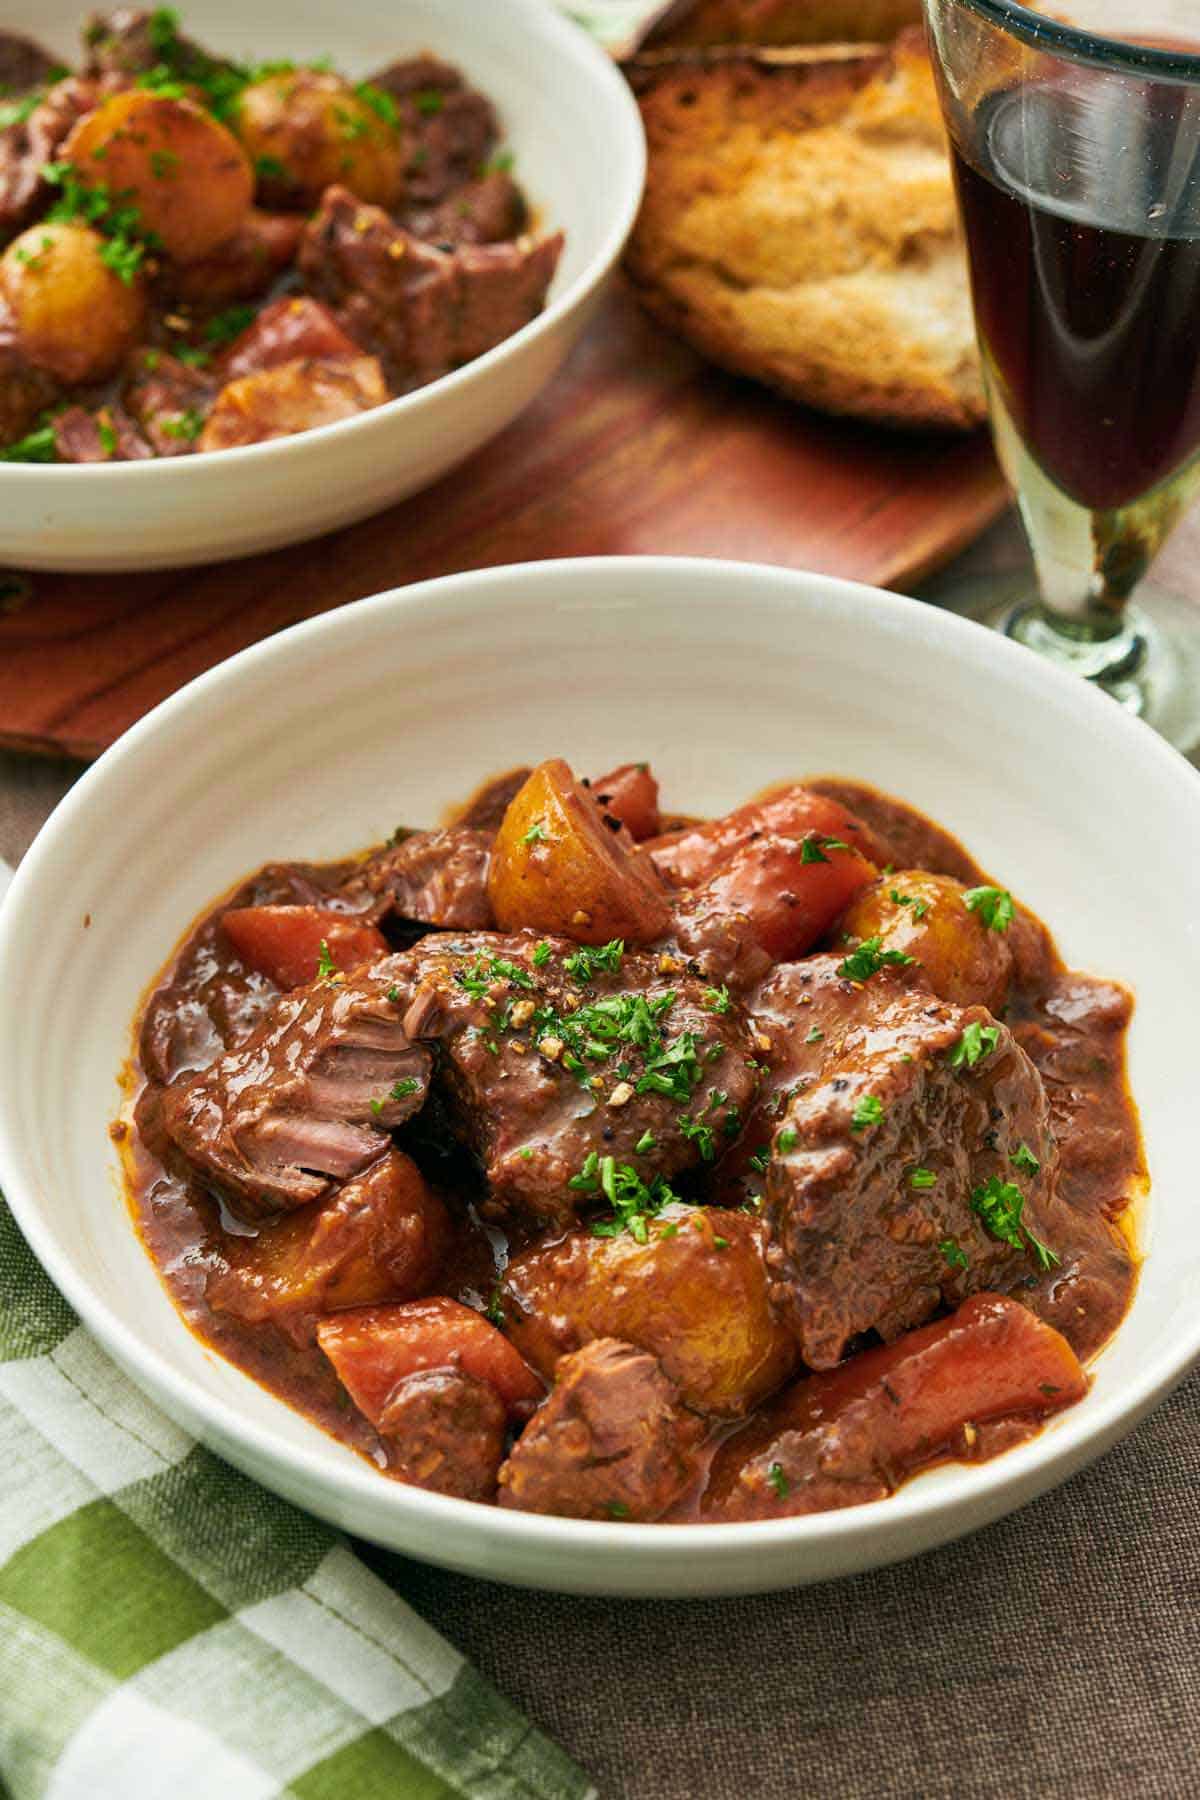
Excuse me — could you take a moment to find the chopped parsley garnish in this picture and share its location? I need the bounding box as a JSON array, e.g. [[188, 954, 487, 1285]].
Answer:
[[149, 147, 180, 178], [949, 1020, 1001, 1070], [777, 1125, 798, 1154], [160, 408, 205, 442], [805, 1026, 824, 1045], [174, 344, 211, 368], [851, 1095, 884, 1132], [202, 303, 257, 345], [486, 148, 516, 174], [570, 1153, 681, 1243], [521, 819, 549, 845], [748, 1145, 771, 1174], [485, 1285, 505, 1327], [41, 160, 158, 285], [356, 80, 400, 127], [800, 834, 851, 864], [97, 418, 117, 458], [970, 1176, 1059, 1271], [679, 1115, 716, 1161], [635, 1028, 702, 1103], [838, 936, 916, 982], [368, 1076, 420, 1117], [889, 888, 930, 920], [532, 940, 552, 967], [1010, 1142, 1041, 1176], [909, 1167, 937, 1189], [413, 88, 445, 115], [635, 1129, 656, 1154], [767, 1462, 790, 1499], [0, 423, 58, 463], [963, 885, 1014, 932], [563, 939, 624, 984], [253, 153, 289, 180], [713, 1235, 729, 1250], [315, 939, 337, 981], [607, 1500, 630, 1519], [939, 1236, 969, 1271], [702, 984, 732, 1015], [455, 952, 535, 998]]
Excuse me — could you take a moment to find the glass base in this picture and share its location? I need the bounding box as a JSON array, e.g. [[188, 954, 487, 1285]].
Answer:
[[930, 576, 1200, 755]]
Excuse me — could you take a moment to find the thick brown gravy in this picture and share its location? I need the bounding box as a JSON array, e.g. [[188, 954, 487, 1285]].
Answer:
[[119, 777, 1144, 1505]]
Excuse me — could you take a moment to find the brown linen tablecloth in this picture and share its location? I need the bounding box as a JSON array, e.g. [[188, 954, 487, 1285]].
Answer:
[[3, 512, 1197, 1800]]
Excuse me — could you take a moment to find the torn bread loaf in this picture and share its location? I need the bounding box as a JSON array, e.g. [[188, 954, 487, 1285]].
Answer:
[[631, 0, 924, 52], [623, 30, 987, 431]]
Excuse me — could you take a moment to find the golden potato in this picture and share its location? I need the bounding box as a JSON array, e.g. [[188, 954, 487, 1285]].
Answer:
[[63, 90, 254, 264], [0, 222, 146, 382], [500, 1204, 798, 1417], [233, 69, 404, 210], [840, 870, 1013, 1011], [488, 758, 673, 945]]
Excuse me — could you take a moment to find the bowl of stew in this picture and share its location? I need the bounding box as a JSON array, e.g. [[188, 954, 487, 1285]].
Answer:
[[0, 0, 644, 570], [1, 556, 1197, 1597]]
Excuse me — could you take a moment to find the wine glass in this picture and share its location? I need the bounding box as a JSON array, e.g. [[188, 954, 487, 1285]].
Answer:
[[924, 0, 1200, 748]]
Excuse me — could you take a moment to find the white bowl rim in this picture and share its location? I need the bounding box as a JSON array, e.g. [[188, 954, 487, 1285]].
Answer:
[[2, 553, 1197, 1568], [0, 0, 645, 480]]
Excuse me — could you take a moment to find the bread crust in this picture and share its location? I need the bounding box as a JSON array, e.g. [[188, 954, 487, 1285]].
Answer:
[[623, 30, 987, 432], [634, 0, 924, 52]]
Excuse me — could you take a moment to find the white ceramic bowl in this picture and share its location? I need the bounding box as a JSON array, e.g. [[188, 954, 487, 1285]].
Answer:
[[0, 0, 644, 572], [2, 557, 1198, 1597]]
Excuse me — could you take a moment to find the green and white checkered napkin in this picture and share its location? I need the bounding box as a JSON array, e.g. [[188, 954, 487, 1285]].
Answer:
[[0, 1200, 594, 1800]]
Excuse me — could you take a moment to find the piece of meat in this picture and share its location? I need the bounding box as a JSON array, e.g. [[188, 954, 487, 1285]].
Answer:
[[403, 171, 527, 247], [123, 347, 215, 456], [498, 1339, 702, 1521], [169, 211, 304, 306], [0, 74, 120, 244], [298, 186, 563, 385], [501, 1203, 797, 1417], [339, 827, 494, 931], [215, 296, 360, 381], [53, 402, 152, 462], [199, 354, 387, 451], [0, 31, 60, 93], [367, 55, 499, 205], [82, 7, 233, 83], [161, 965, 430, 1219], [760, 954, 1061, 1368], [376, 1368, 507, 1500], [0, 305, 59, 443], [204, 1149, 451, 1345], [702, 1294, 1088, 1520], [396, 931, 758, 1231]]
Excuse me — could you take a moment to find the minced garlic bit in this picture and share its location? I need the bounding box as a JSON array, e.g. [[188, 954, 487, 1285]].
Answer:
[[570, 909, 591, 927], [755, 1032, 773, 1054], [510, 998, 535, 1028], [658, 953, 682, 974], [538, 1035, 563, 1062], [962, 1421, 978, 1449], [608, 1081, 635, 1108]]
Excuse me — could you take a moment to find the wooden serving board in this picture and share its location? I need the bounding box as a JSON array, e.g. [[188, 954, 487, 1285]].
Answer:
[[0, 281, 1006, 762]]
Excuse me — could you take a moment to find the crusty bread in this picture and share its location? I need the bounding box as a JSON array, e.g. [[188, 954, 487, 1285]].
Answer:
[[623, 29, 987, 431], [633, 0, 924, 51]]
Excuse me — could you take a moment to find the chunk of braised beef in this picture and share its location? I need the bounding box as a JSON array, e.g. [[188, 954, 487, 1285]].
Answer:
[[378, 1368, 507, 1501], [0, 31, 61, 93], [123, 348, 215, 456], [339, 827, 494, 932], [498, 1339, 701, 1521], [761, 956, 1060, 1368], [297, 186, 562, 386], [0, 74, 121, 243], [403, 171, 527, 247], [54, 402, 151, 462], [367, 55, 499, 205], [161, 966, 430, 1219], [168, 211, 304, 307], [82, 8, 234, 83], [396, 931, 758, 1231]]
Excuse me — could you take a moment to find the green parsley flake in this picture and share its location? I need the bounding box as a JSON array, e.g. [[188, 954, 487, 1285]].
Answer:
[[963, 885, 1014, 932], [413, 88, 444, 115], [889, 888, 930, 920], [563, 940, 624, 983], [939, 1236, 969, 1271], [800, 835, 851, 864], [949, 1020, 1001, 1070], [572, 1153, 681, 1243], [1, 423, 58, 463], [851, 1095, 884, 1132], [909, 1167, 937, 1190], [805, 1026, 824, 1044], [1010, 1142, 1041, 1176], [315, 939, 337, 981], [521, 819, 550, 845], [970, 1176, 1059, 1271], [202, 303, 257, 345], [485, 1286, 505, 1327], [532, 940, 551, 967], [702, 984, 732, 1015], [767, 1462, 790, 1499], [838, 936, 916, 982], [777, 1125, 798, 1154]]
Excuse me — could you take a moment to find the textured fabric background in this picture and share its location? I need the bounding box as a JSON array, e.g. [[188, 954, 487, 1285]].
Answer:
[[2, 515, 1197, 1798]]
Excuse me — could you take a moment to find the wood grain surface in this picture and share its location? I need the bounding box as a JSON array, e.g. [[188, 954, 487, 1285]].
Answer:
[[0, 281, 1006, 762]]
